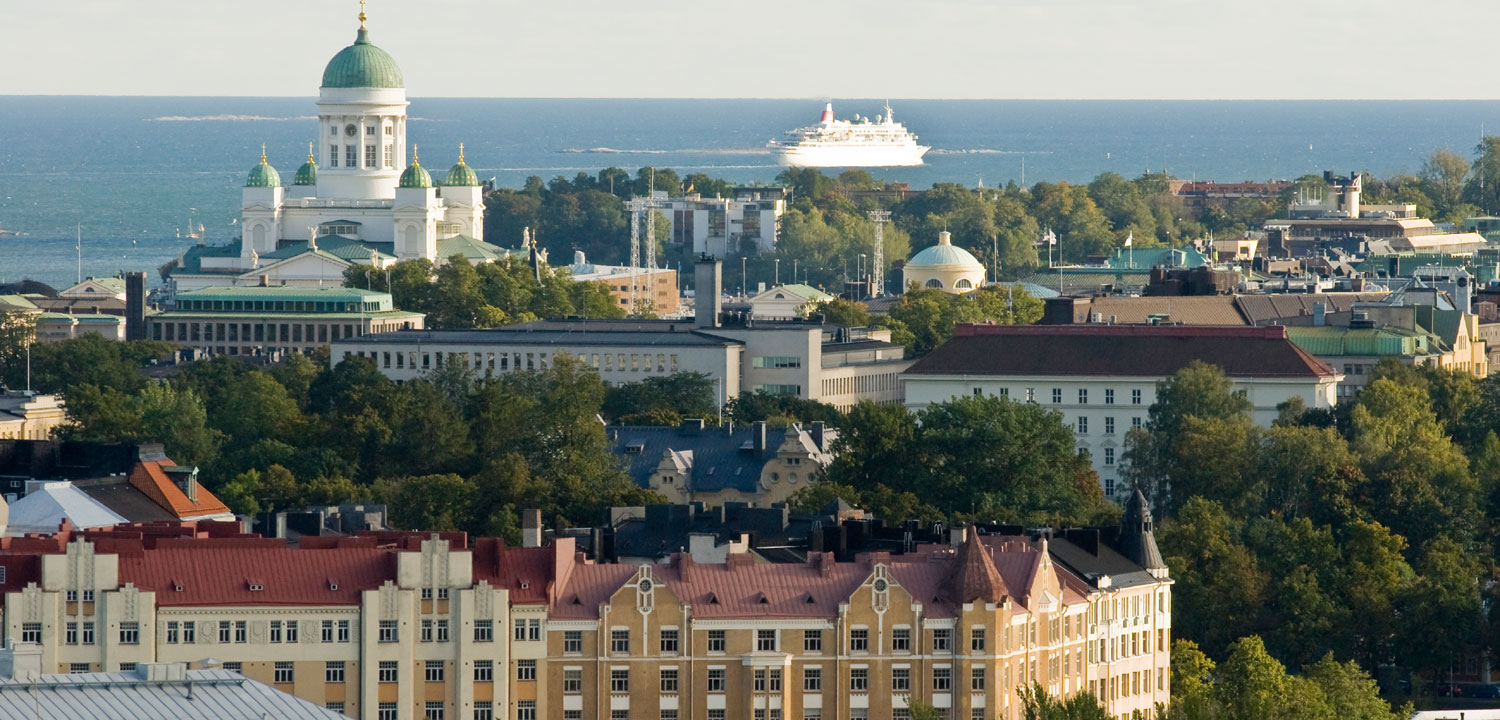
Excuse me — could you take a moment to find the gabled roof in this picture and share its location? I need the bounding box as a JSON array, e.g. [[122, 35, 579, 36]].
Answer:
[[7, 483, 127, 536], [904, 324, 1339, 380], [752, 284, 833, 304], [436, 235, 518, 262], [128, 462, 232, 520], [119, 540, 392, 606]]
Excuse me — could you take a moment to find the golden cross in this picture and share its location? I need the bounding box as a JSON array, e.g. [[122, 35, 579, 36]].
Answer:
[[260, 143, 267, 163], [458, 143, 465, 163], [412, 144, 419, 164], [358, 0, 367, 27]]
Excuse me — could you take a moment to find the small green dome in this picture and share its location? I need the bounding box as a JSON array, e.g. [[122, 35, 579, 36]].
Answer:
[[245, 151, 281, 188], [293, 159, 318, 186], [399, 158, 433, 189], [321, 27, 404, 89], [444, 145, 479, 187]]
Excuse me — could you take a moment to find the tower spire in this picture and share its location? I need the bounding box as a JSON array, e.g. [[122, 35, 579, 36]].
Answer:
[[458, 143, 465, 163], [358, 0, 367, 28], [260, 144, 268, 164], [411, 144, 420, 165], [307, 142, 315, 163]]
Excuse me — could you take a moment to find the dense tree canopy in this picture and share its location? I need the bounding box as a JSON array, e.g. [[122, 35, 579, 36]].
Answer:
[[344, 254, 624, 328]]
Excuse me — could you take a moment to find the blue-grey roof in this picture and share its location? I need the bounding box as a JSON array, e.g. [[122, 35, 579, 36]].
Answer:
[[611, 423, 813, 494], [7, 482, 128, 535], [0, 668, 349, 719]]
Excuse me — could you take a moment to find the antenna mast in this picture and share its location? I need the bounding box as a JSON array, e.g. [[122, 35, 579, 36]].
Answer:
[[867, 210, 890, 298], [628, 205, 641, 311], [645, 169, 658, 270], [76, 223, 82, 284]]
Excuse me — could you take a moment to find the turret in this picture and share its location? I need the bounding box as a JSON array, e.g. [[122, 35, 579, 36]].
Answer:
[[439, 143, 484, 241], [393, 145, 437, 260], [1118, 489, 1168, 578], [241, 145, 284, 261]]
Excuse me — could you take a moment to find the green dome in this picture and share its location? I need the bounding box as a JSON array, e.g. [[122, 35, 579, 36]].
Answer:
[[245, 153, 281, 188], [321, 27, 404, 89], [444, 148, 479, 187], [293, 159, 318, 186], [399, 160, 433, 189]]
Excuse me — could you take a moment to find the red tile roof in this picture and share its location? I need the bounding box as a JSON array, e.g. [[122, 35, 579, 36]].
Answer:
[[128, 461, 232, 520], [905, 324, 1338, 379], [119, 539, 393, 606]]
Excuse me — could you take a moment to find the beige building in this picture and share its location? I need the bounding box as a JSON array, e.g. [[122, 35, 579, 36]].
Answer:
[[902, 232, 986, 295], [567, 254, 681, 317], [0, 393, 67, 441]]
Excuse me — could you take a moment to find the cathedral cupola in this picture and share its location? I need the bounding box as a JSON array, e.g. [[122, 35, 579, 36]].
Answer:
[[398, 145, 434, 189], [245, 145, 282, 188]]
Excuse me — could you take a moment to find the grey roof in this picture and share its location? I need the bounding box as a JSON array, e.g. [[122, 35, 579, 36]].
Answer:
[[0, 668, 349, 719], [7, 482, 128, 536], [71, 477, 179, 524], [610, 422, 831, 494]]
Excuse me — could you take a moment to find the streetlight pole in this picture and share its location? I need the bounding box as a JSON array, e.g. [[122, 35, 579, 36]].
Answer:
[[774, 259, 780, 286], [741, 256, 747, 296]]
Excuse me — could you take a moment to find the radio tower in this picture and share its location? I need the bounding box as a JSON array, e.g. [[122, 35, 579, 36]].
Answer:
[[628, 207, 641, 309], [645, 170, 657, 270], [867, 210, 890, 297]]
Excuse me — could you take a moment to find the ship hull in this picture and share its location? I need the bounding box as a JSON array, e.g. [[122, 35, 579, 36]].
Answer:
[[772, 143, 929, 168]]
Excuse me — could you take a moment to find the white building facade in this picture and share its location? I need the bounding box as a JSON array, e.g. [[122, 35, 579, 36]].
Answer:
[[902, 324, 1342, 498]]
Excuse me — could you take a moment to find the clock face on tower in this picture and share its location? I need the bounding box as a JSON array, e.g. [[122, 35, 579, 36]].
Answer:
[[344, 124, 358, 137]]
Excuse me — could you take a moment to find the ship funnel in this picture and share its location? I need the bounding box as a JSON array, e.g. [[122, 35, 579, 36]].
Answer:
[[820, 103, 834, 124]]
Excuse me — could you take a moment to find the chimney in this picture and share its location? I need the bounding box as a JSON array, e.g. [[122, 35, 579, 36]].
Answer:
[[522, 508, 542, 548], [124, 272, 147, 341], [680, 418, 705, 435], [259, 274, 270, 287], [753, 421, 767, 451], [694, 254, 722, 329], [809, 421, 826, 451]]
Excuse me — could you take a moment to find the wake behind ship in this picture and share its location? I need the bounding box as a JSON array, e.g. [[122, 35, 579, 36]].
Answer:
[[769, 102, 930, 168]]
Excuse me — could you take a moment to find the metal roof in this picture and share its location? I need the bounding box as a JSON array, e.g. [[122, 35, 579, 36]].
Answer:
[[0, 668, 349, 719]]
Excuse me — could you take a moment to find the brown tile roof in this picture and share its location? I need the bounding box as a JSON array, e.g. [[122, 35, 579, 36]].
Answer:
[[1058, 296, 1249, 326], [905, 324, 1339, 379], [942, 530, 1008, 604]]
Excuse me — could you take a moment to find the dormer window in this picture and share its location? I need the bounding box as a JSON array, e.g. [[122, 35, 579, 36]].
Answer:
[[249, 583, 264, 592]]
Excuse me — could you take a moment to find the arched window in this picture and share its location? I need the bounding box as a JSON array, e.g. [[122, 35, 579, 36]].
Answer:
[[925, 278, 943, 289], [955, 278, 974, 289]]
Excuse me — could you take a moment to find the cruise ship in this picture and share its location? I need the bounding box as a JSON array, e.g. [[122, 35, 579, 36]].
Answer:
[[769, 102, 930, 168]]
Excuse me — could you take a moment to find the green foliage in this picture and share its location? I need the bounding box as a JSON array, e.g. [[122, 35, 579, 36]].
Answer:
[[1017, 684, 1111, 720], [724, 390, 842, 427], [823, 396, 1113, 526], [812, 298, 872, 327], [0, 335, 171, 395], [881, 285, 1043, 356], [1164, 637, 1405, 720], [345, 255, 624, 329], [0, 310, 37, 381], [601, 372, 717, 423]]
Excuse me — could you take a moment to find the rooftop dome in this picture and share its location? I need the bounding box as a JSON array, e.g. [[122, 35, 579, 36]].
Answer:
[[398, 147, 433, 189], [443, 144, 480, 187], [320, 18, 404, 90], [245, 147, 281, 188], [293, 143, 318, 186], [908, 231, 981, 268]]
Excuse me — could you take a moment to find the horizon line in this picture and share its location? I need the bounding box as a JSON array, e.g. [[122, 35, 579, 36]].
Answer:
[[6, 94, 1500, 102]]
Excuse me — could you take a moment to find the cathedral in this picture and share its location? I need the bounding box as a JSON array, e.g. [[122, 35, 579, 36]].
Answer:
[[169, 7, 511, 291]]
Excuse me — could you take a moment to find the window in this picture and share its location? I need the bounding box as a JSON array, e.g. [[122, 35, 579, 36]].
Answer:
[[345, 145, 356, 167], [709, 712, 726, 720], [1105, 448, 1116, 466], [475, 619, 493, 642], [323, 620, 335, 643], [757, 629, 777, 651], [330, 144, 340, 168], [517, 660, 536, 681], [753, 356, 802, 369], [971, 667, 986, 691], [1078, 388, 1088, 404], [1105, 388, 1115, 405], [235, 621, 246, 643], [934, 666, 952, 691], [379, 703, 398, 720], [425, 661, 445, 682], [770, 669, 782, 692], [804, 629, 822, 652], [611, 629, 630, 654], [708, 668, 726, 692], [269, 620, 283, 644], [422, 619, 434, 642], [563, 668, 581, 693], [384, 144, 394, 168], [379, 661, 398, 683], [365, 145, 377, 169], [120, 622, 140, 645], [223, 662, 242, 673], [661, 628, 680, 653], [1026, 387, 1035, 402], [425, 702, 445, 720], [564, 630, 582, 653], [379, 620, 398, 643], [82, 622, 94, 645], [1052, 388, 1062, 403], [328, 703, 346, 715], [850, 628, 869, 652], [1132, 416, 1142, 429], [971, 627, 986, 651], [20, 623, 40, 643], [326, 661, 345, 683], [437, 619, 450, 642], [69, 663, 89, 674], [850, 667, 868, 691], [516, 702, 535, 720], [66, 590, 77, 602], [610, 668, 629, 693], [1105, 417, 1115, 435], [803, 666, 822, 691], [1132, 388, 1142, 405], [660, 667, 679, 692], [471, 660, 493, 683], [67, 622, 80, 645], [892, 666, 911, 692], [933, 628, 952, 652], [1076, 416, 1088, 434], [219, 621, 232, 644], [708, 630, 726, 653], [892, 627, 911, 652], [660, 712, 677, 720], [182, 621, 195, 643], [338, 620, 350, 643], [274, 662, 294, 684]]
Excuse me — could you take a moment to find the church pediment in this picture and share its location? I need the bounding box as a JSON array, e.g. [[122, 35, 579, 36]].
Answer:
[[241, 250, 351, 279]]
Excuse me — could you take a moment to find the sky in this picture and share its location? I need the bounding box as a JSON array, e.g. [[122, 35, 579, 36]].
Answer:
[[3, 0, 1497, 99]]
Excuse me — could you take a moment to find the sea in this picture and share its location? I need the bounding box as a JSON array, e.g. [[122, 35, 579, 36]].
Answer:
[[3, 96, 1500, 288]]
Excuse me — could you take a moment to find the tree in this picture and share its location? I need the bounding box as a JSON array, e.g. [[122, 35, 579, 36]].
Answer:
[[725, 390, 842, 427], [882, 286, 1042, 356], [1123, 361, 1253, 514], [1420, 148, 1470, 221], [601, 372, 717, 422], [0, 310, 36, 384], [812, 298, 871, 327], [1465, 136, 1500, 215], [1158, 499, 1268, 655], [377, 473, 477, 532], [1017, 685, 1111, 720]]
